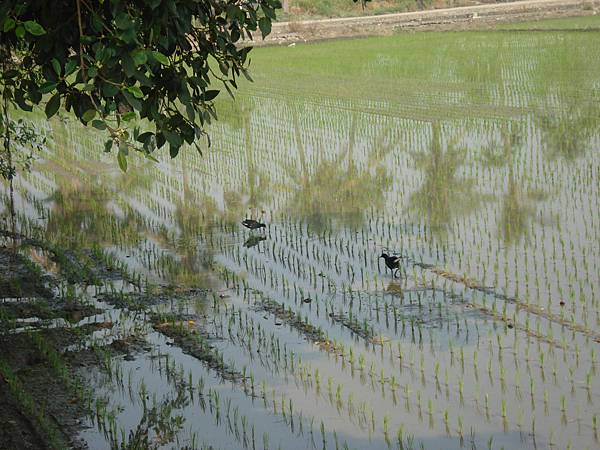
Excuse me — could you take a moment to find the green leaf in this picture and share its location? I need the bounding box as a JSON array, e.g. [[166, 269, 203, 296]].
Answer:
[[65, 60, 78, 77], [102, 83, 120, 97], [201, 90, 220, 101], [185, 103, 195, 122], [144, 153, 159, 162], [126, 85, 144, 99], [38, 81, 58, 94], [115, 13, 132, 30], [117, 148, 128, 172], [15, 25, 25, 39], [133, 70, 152, 87], [119, 27, 137, 44], [227, 5, 244, 21], [2, 18, 15, 32], [122, 111, 136, 121], [15, 90, 32, 111], [136, 131, 154, 143], [24, 20, 46, 36], [242, 68, 254, 82], [123, 91, 142, 110], [131, 50, 147, 67], [261, 5, 276, 20], [163, 130, 182, 158], [92, 119, 107, 130], [218, 61, 229, 76], [151, 51, 169, 65], [258, 17, 271, 39], [91, 14, 104, 33], [156, 132, 166, 149], [29, 86, 42, 104], [81, 109, 96, 122], [51, 58, 61, 76], [122, 54, 135, 77], [2, 69, 18, 79], [104, 139, 113, 153], [45, 93, 60, 118], [223, 81, 234, 100]]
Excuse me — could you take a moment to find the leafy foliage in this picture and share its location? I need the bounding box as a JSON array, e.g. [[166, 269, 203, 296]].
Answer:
[[0, 116, 47, 180], [0, 0, 281, 169]]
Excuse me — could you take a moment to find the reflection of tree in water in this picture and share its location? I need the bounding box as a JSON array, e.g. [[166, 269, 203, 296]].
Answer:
[[534, 43, 600, 161], [500, 169, 533, 243], [44, 175, 148, 249], [39, 142, 213, 287], [409, 122, 483, 235], [39, 122, 153, 248], [136, 96, 275, 286], [161, 157, 220, 287], [538, 102, 599, 161], [493, 124, 546, 244], [218, 96, 272, 216], [284, 108, 392, 231], [478, 123, 524, 169]]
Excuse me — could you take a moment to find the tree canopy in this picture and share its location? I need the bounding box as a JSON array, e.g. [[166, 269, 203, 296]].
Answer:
[[0, 0, 281, 170]]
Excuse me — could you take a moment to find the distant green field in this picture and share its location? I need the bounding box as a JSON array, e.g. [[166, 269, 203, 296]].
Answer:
[[238, 27, 599, 123]]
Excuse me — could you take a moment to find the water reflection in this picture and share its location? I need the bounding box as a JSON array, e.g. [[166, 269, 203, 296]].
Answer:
[[243, 235, 267, 248], [500, 170, 533, 243], [285, 109, 392, 231], [2, 29, 600, 450], [538, 102, 600, 161], [533, 40, 600, 161], [44, 178, 140, 249], [220, 97, 272, 214], [409, 122, 484, 235]]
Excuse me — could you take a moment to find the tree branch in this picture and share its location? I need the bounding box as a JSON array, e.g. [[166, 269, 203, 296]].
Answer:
[[75, 0, 87, 81]]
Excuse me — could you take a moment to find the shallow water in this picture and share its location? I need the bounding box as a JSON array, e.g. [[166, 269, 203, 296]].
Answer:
[[3, 27, 600, 450]]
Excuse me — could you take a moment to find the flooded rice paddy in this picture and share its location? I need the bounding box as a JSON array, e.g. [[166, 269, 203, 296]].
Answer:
[[2, 24, 600, 450]]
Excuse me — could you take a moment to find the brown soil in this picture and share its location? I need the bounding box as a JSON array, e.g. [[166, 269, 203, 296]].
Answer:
[[0, 331, 90, 450], [0, 324, 149, 450], [0, 242, 146, 450], [0, 249, 53, 299]]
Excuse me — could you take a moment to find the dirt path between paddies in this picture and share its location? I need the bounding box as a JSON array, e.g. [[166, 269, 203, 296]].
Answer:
[[254, 0, 599, 46]]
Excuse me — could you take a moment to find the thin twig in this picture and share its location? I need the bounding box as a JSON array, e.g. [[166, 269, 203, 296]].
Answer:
[[75, 0, 87, 80]]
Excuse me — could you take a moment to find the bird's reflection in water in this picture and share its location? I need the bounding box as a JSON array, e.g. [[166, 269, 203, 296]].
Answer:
[[244, 235, 267, 248], [385, 281, 404, 296]]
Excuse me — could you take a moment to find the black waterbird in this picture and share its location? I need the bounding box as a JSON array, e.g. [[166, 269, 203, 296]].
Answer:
[[380, 252, 404, 278], [242, 219, 266, 231]]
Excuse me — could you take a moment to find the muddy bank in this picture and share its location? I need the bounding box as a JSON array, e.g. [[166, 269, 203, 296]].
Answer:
[[0, 325, 148, 450], [0, 240, 140, 450], [0, 326, 94, 450], [257, 0, 599, 45]]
